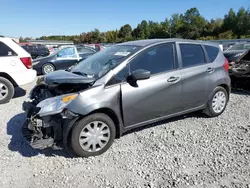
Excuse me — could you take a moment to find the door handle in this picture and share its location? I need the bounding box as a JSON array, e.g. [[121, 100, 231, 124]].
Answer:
[[167, 76, 180, 83], [206, 67, 214, 73]]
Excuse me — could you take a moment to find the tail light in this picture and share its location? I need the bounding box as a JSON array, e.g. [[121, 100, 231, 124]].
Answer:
[[223, 58, 229, 72], [20, 57, 32, 69]]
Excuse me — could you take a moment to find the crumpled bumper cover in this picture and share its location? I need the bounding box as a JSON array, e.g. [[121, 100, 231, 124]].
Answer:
[[21, 100, 79, 150], [21, 119, 55, 150]]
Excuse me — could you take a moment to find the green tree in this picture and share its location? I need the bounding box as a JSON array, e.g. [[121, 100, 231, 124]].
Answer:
[[160, 18, 171, 37], [169, 13, 184, 38], [218, 30, 234, 39], [91, 28, 101, 43], [235, 7, 248, 38], [148, 21, 165, 38], [19, 37, 26, 42], [204, 18, 223, 39], [106, 30, 118, 42], [118, 24, 132, 41], [30, 6, 250, 42], [180, 8, 207, 39], [222, 8, 236, 33]]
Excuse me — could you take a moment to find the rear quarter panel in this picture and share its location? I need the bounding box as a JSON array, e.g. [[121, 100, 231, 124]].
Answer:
[[0, 38, 31, 74], [211, 51, 231, 93]]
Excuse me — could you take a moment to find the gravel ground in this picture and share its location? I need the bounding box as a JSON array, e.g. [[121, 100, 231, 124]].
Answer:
[[0, 81, 250, 188]]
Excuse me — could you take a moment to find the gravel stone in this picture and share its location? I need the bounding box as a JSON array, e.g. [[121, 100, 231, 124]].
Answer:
[[0, 82, 250, 188]]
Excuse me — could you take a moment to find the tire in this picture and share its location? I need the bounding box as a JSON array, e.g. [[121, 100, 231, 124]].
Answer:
[[42, 63, 55, 75], [71, 113, 116, 157], [0, 77, 15, 104], [204, 86, 229, 117]]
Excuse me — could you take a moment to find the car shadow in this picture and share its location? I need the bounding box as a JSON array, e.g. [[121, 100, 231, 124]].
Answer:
[[231, 76, 250, 94], [7, 113, 73, 158], [124, 111, 207, 136], [231, 89, 250, 95], [13, 87, 26, 99]]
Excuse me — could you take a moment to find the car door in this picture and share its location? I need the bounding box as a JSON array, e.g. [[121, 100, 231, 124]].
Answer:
[[120, 43, 183, 127], [55, 47, 80, 70], [176, 43, 213, 110]]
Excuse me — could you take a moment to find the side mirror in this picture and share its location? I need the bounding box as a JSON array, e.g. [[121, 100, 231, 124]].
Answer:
[[128, 69, 151, 82]]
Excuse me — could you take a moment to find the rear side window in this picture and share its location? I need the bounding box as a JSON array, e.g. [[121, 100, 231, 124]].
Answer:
[[204, 45, 219, 62], [179, 44, 205, 68], [0, 42, 17, 57]]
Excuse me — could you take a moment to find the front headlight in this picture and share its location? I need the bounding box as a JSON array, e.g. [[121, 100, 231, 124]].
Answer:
[[234, 52, 244, 57], [37, 94, 78, 117]]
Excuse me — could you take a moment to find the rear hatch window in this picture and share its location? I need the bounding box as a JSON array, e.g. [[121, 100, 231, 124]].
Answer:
[[204, 45, 219, 62]]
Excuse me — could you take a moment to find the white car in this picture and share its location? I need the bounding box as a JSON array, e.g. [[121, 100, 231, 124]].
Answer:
[[0, 36, 37, 104]]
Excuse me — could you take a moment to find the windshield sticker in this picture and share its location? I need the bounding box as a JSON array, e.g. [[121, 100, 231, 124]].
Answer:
[[114, 52, 131, 56]]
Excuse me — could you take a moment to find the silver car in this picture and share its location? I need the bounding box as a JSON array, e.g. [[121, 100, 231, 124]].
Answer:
[[22, 39, 231, 157]]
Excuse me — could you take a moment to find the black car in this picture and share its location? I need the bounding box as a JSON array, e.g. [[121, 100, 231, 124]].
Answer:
[[32, 45, 97, 75], [223, 43, 250, 62], [223, 43, 250, 77], [21, 44, 50, 59]]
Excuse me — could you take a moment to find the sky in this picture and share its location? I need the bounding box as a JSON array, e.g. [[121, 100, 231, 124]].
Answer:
[[0, 0, 249, 38]]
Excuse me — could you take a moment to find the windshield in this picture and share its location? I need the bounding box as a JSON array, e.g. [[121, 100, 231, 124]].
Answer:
[[227, 44, 250, 50], [49, 47, 62, 56], [71, 45, 142, 78]]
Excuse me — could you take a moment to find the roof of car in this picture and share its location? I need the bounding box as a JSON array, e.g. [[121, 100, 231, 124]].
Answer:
[[117, 38, 219, 47]]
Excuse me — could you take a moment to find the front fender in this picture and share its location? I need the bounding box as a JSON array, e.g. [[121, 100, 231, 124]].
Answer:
[[64, 85, 124, 144]]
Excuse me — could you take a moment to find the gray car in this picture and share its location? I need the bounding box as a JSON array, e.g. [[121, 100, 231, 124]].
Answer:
[[22, 39, 231, 157]]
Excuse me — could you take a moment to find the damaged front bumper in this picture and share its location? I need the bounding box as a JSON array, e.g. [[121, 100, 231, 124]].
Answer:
[[22, 98, 79, 150]]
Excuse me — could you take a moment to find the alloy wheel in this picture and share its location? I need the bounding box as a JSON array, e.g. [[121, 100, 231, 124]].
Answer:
[[43, 64, 54, 74]]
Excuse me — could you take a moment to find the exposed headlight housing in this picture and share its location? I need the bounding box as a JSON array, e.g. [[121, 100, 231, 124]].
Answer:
[[37, 94, 78, 117]]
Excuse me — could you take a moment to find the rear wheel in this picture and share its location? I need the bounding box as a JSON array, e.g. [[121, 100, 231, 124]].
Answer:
[[42, 63, 55, 75], [71, 113, 116, 157], [0, 77, 14, 104], [204, 86, 229, 117]]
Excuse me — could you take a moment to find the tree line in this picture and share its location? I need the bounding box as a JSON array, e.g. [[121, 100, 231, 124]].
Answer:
[[20, 7, 250, 44]]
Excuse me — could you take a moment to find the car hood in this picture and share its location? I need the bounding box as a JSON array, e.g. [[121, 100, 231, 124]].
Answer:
[[44, 70, 96, 85], [223, 49, 248, 55]]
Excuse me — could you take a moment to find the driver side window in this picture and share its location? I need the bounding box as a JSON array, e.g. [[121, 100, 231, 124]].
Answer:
[[129, 43, 174, 75], [57, 47, 77, 58]]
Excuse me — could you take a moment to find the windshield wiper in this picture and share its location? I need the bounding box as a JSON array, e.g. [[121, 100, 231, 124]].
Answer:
[[71, 71, 88, 76], [72, 71, 96, 78]]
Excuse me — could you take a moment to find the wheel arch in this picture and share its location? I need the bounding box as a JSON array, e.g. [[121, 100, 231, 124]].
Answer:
[[64, 107, 123, 149], [88, 108, 122, 138], [0, 72, 18, 87], [218, 83, 230, 97]]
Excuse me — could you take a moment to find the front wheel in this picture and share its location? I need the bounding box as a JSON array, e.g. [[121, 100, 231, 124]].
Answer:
[[204, 86, 229, 117], [71, 113, 116, 157]]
